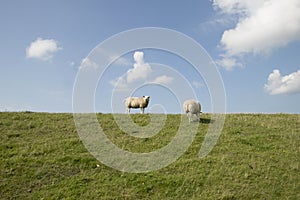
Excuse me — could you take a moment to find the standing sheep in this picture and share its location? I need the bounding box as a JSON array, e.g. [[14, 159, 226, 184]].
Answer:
[[125, 96, 150, 114], [183, 99, 201, 123]]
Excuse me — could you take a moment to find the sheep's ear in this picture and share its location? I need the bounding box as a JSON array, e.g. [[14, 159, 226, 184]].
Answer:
[[143, 96, 145, 98]]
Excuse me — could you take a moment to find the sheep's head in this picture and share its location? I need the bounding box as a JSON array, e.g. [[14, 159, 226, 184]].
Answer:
[[142, 96, 150, 103]]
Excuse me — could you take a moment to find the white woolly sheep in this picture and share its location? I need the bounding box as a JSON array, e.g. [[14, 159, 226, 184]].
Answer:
[[125, 96, 150, 114], [183, 99, 201, 123]]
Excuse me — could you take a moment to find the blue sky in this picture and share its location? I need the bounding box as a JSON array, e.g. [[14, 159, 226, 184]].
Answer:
[[1, 0, 300, 113]]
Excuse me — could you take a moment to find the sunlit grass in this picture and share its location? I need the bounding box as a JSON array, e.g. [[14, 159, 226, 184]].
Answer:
[[0, 112, 299, 199]]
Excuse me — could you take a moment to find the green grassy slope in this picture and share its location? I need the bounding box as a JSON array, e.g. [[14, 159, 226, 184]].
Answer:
[[0, 112, 299, 199]]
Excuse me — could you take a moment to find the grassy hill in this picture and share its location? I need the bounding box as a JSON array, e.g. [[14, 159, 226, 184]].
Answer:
[[0, 112, 299, 199]]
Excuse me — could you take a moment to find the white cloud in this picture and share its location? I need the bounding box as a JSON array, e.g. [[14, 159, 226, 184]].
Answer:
[[214, 0, 300, 69], [199, 17, 234, 33], [213, 0, 265, 16], [151, 75, 174, 85], [215, 57, 243, 70], [264, 69, 300, 95], [110, 51, 152, 90], [26, 38, 61, 61], [79, 58, 98, 70], [126, 51, 152, 83]]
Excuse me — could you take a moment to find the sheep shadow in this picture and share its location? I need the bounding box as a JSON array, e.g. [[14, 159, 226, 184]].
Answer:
[[200, 117, 214, 124], [186, 117, 213, 124]]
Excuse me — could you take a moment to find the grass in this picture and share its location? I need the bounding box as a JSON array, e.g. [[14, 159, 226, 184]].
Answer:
[[0, 112, 299, 199]]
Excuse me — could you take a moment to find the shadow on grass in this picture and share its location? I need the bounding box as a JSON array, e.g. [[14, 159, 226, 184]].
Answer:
[[200, 117, 213, 124], [186, 118, 213, 124]]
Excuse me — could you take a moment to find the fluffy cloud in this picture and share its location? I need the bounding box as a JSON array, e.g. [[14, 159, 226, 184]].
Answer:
[[110, 51, 152, 90], [213, 0, 265, 16], [264, 69, 300, 95], [151, 75, 174, 85], [126, 51, 152, 83], [110, 52, 177, 90], [26, 38, 61, 61], [214, 0, 300, 69]]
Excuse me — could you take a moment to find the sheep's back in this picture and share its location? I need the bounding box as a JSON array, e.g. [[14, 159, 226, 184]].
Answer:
[[125, 97, 147, 108], [183, 100, 201, 113]]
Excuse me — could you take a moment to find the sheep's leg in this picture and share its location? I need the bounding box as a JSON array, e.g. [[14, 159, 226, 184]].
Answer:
[[187, 112, 192, 123], [126, 107, 130, 114], [140, 107, 144, 114], [196, 112, 200, 122]]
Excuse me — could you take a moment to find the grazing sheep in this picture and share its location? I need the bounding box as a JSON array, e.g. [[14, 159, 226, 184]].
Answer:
[[125, 96, 150, 114], [183, 99, 201, 123]]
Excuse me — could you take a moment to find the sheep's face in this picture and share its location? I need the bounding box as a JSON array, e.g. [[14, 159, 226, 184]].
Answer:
[[142, 96, 150, 103]]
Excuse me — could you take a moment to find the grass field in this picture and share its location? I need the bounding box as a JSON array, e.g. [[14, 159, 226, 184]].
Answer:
[[0, 112, 299, 199]]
